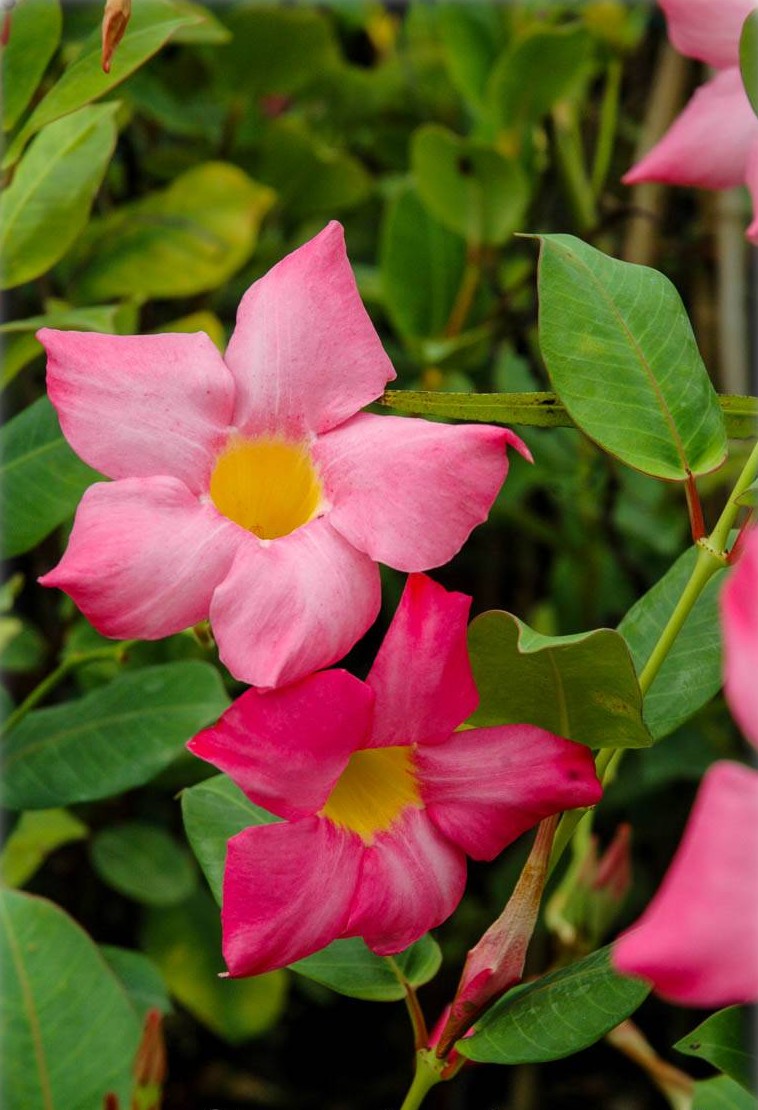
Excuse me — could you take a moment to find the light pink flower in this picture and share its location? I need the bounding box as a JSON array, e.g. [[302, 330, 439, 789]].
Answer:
[[722, 526, 758, 748], [188, 574, 602, 977], [623, 0, 758, 243], [38, 222, 528, 688]]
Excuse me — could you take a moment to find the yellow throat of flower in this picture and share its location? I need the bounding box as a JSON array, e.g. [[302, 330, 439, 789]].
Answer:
[[209, 436, 323, 540], [320, 745, 421, 845]]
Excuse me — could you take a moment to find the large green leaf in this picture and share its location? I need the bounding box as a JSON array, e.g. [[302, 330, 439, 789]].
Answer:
[[90, 823, 197, 907], [0, 396, 101, 559], [217, 5, 339, 98], [0, 808, 87, 888], [70, 161, 275, 301], [182, 774, 442, 1001], [693, 1076, 757, 1110], [3, 0, 198, 167], [459, 945, 649, 1064], [1, 0, 62, 132], [468, 610, 651, 749], [487, 24, 594, 130], [0, 104, 118, 290], [2, 662, 229, 810], [740, 10, 758, 117], [0, 888, 142, 1109], [534, 234, 727, 480], [675, 1008, 754, 1093], [618, 546, 726, 740], [435, 4, 504, 108], [412, 123, 529, 246], [100, 945, 172, 1021]]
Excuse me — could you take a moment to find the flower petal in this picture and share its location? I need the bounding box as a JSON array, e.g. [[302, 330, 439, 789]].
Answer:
[[209, 516, 381, 688], [623, 68, 758, 191], [721, 526, 758, 749], [745, 140, 758, 243], [344, 807, 466, 955], [366, 574, 478, 748], [39, 477, 240, 639], [313, 412, 530, 572], [417, 724, 602, 861], [613, 762, 758, 1007], [225, 222, 395, 439], [39, 329, 235, 494], [659, 0, 756, 68], [188, 670, 374, 820], [223, 818, 362, 976]]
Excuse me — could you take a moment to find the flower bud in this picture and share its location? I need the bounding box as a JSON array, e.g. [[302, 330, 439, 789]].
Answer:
[[101, 0, 131, 74], [547, 823, 631, 956]]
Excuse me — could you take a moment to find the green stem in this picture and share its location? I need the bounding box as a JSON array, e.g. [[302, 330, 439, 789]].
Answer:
[[444, 251, 481, 339], [709, 439, 758, 553], [552, 101, 596, 232], [398, 1051, 444, 1110], [591, 57, 622, 198], [386, 957, 428, 1051]]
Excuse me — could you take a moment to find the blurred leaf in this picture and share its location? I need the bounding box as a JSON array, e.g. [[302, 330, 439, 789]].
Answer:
[[217, 5, 339, 98], [0, 396, 101, 559], [618, 547, 726, 740], [435, 4, 505, 108], [71, 161, 275, 301], [157, 310, 226, 351], [3, 0, 198, 167], [170, 0, 231, 44], [0, 808, 87, 887], [2, 662, 229, 810], [1, 0, 62, 132], [412, 124, 529, 246], [693, 1076, 757, 1110], [0, 617, 46, 672], [460, 946, 649, 1064], [100, 945, 172, 1020], [0, 888, 141, 1108], [468, 610, 651, 748], [90, 823, 197, 907], [603, 722, 718, 808], [740, 10, 758, 117], [0, 104, 118, 290], [676, 1008, 754, 1093], [0, 305, 123, 387], [142, 888, 287, 1044], [123, 69, 225, 141], [380, 185, 466, 340], [736, 477, 758, 507], [534, 235, 728, 480], [488, 25, 594, 131]]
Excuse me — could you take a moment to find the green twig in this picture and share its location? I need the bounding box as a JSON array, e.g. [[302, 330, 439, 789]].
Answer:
[[398, 1051, 444, 1110], [591, 57, 622, 198], [386, 957, 429, 1051]]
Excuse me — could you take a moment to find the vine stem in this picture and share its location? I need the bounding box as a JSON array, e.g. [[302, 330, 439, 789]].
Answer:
[[398, 1051, 444, 1110]]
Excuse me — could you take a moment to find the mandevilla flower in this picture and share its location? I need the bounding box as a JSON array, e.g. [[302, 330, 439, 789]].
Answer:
[[38, 222, 528, 688], [623, 0, 758, 243], [188, 574, 603, 976], [613, 526, 758, 1006]]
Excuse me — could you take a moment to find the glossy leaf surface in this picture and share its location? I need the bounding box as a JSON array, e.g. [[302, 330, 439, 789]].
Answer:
[[675, 1008, 754, 1093]]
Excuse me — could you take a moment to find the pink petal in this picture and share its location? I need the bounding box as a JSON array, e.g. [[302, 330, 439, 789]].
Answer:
[[745, 141, 758, 243], [223, 817, 362, 976], [623, 68, 758, 192], [344, 806, 467, 955], [188, 670, 374, 820], [613, 762, 758, 1006], [209, 516, 381, 689], [417, 724, 602, 861], [313, 413, 530, 572], [224, 222, 395, 439], [39, 329, 235, 494], [659, 0, 756, 68], [39, 477, 240, 639], [366, 573, 478, 748], [721, 526, 758, 749]]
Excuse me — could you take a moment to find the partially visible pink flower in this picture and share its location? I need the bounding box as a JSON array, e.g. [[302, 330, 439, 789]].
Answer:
[[722, 526, 758, 748], [623, 0, 758, 243], [188, 574, 602, 977], [39, 222, 529, 688]]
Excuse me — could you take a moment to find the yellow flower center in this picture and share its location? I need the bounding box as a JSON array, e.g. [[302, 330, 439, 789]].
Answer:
[[209, 437, 323, 540], [320, 746, 421, 844]]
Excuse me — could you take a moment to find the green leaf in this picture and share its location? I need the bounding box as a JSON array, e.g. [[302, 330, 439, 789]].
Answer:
[[618, 546, 726, 740], [0, 396, 101, 559], [217, 5, 339, 98], [488, 25, 594, 130], [0, 103, 118, 290], [412, 123, 530, 246], [740, 10, 758, 118], [142, 889, 287, 1044], [675, 1008, 754, 1093], [0, 305, 123, 387], [0, 808, 87, 888], [169, 0, 231, 44], [182, 774, 442, 1001], [90, 823, 197, 907], [100, 945, 172, 1020], [0, 888, 141, 1109], [460, 945, 649, 1064], [380, 185, 466, 340], [534, 234, 728, 480], [693, 1076, 758, 1110], [3, 0, 198, 168], [435, 4, 504, 108], [737, 477, 758, 507], [468, 610, 651, 749], [2, 662, 229, 810], [1, 0, 62, 132], [70, 161, 275, 301]]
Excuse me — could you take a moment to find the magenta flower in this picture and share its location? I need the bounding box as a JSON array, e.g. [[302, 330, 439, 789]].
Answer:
[[38, 222, 528, 688], [623, 0, 758, 243], [722, 526, 758, 748], [188, 574, 602, 977]]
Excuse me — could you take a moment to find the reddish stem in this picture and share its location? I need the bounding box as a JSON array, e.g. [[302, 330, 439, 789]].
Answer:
[[684, 471, 706, 542]]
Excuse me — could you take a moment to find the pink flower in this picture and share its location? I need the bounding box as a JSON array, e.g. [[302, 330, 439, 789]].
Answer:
[[722, 526, 758, 748], [188, 574, 602, 977], [38, 222, 529, 688], [623, 0, 758, 243]]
